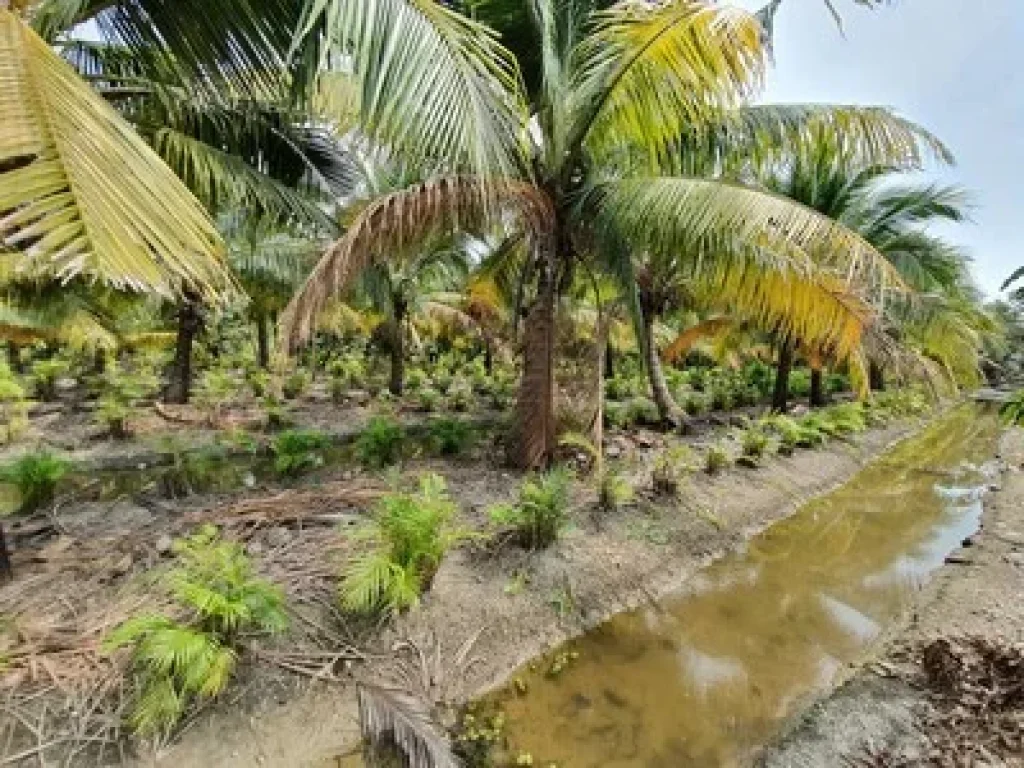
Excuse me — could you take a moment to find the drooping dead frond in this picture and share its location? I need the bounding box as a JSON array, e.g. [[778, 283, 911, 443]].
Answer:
[[280, 177, 552, 352], [356, 684, 460, 768], [661, 316, 734, 363]]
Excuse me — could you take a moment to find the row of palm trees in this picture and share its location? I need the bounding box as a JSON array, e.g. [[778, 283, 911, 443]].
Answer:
[[0, 0, 999, 468]]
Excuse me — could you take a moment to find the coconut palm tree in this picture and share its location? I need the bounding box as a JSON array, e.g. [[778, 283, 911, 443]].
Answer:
[[280, 0, 949, 468], [223, 218, 327, 370], [763, 133, 989, 399]]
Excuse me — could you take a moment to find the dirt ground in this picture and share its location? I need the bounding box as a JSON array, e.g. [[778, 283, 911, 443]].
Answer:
[[0, 401, 935, 768], [759, 427, 1024, 768], [144, 420, 923, 768]]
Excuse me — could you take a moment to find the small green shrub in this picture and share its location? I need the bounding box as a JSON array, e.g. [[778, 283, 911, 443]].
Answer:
[[405, 367, 428, 391], [605, 376, 642, 401], [626, 397, 660, 427], [247, 370, 271, 398], [271, 429, 330, 477], [327, 356, 366, 389], [740, 427, 770, 459], [704, 444, 730, 475], [95, 363, 159, 438], [426, 418, 477, 457], [448, 377, 474, 412], [598, 468, 633, 512], [433, 370, 453, 394], [683, 392, 710, 416], [826, 373, 850, 395], [103, 526, 286, 737], [489, 468, 573, 549], [0, 452, 70, 512], [30, 358, 70, 401], [355, 416, 405, 468], [604, 401, 629, 430], [194, 369, 238, 425], [823, 403, 867, 435], [652, 444, 696, 496], [281, 369, 311, 400], [340, 474, 461, 614], [417, 387, 442, 413], [262, 394, 292, 430], [709, 386, 733, 412], [789, 369, 812, 398], [0, 366, 27, 444]]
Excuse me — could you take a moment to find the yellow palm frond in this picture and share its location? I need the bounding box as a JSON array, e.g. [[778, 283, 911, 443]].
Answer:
[[571, 1, 764, 166], [662, 315, 733, 363], [316, 300, 378, 336], [594, 176, 907, 294], [690, 264, 874, 363], [280, 176, 552, 352], [0, 11, 234, 301]]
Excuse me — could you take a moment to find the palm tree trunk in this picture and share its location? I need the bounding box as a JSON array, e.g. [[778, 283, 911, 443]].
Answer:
[[604, 339, 615, 380], [772, 338, 795, 413], [810, 365, 826, 407], [256, 315, 271, 370], [869, 361, 886, 392], [6, 342, 22, 374], [388, 304, 405, 396], [483, 337, 493, 375], [165, 299, 201, 404], [512, 275, 556, 470], [643, 314, 684, 426], [0, 524, 11, 584]]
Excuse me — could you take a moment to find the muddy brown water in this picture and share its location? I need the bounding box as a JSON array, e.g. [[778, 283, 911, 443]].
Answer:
[[485, 405, 1000, 767]]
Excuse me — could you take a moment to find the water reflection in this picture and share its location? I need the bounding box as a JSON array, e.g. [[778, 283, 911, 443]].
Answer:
[[495, 405, 999, 767]]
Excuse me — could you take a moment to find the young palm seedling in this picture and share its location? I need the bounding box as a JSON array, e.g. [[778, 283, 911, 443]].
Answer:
[[340, 473, 463, 615], [103, 526, 286, 738], [489, 468, 573, 549]]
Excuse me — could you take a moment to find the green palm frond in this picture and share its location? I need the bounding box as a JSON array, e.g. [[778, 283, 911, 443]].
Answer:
[[296, 0, 528, 176], [570, 1, 765, 168], [680, 103, 953, 174], [153, 128, 333, 228], [340, 549, 399, 613], [589, 176, 904, 292], [0, 11, 235, 301]]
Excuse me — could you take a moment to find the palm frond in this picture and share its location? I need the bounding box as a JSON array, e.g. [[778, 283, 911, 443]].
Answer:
[[570, 1, 764, 169], [356, 684, 459, 768], [661, 315, 733, 363], [297, 0, 528, 176], [0, 12, 235, 301], [682, 104, 953, 173], [280, 176, 552, 351], [589, 176, 905, 292], [153, 128, 333, 228]]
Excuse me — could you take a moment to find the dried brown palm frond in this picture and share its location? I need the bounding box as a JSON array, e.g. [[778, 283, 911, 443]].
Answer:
[[357, 684, 460, 768], [280, 176, 552, 353], [662, 316, 734, 363]]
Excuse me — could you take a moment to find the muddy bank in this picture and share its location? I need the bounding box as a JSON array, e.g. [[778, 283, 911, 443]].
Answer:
[[157, 417, 933, 768], [759, 427, 1024, 767]]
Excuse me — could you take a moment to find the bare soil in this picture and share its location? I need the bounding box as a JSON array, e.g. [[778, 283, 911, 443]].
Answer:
[[0, 400, 928, 768], [759, 427, 1024, 768], [157, 421, 921, 768]]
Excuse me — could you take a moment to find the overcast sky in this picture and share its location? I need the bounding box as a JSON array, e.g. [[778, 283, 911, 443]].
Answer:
[[734, 0, 1022, 298]]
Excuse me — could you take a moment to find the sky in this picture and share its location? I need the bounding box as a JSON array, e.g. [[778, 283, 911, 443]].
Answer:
[[734, 0, 1023, 299]]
